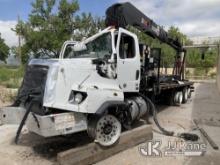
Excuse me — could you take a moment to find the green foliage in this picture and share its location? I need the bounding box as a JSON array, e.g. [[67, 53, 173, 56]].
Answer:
[[168, 26, 192, 45], [186, 47, 218, 68], [0, 66, 24, 88], [0, 33, 10, 62], [130, 25, 217, 69], [14, 0, 78, 62], [14, 0, 105, 64], [74, 13, 105, 40], [129, 26, 186, 67]]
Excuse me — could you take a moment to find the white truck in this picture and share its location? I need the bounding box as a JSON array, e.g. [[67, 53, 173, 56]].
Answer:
[[0, 2, 193, 146]]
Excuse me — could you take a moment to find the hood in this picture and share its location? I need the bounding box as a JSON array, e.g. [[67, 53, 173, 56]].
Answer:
[[29, 58, 59, 67]]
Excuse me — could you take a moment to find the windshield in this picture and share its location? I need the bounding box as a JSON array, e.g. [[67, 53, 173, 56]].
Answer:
[[64, 33, 112, 59]]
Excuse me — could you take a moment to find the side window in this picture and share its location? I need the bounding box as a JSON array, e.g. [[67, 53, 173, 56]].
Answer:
[[119, 34, 136, 59], [63, 44, 75, 58]]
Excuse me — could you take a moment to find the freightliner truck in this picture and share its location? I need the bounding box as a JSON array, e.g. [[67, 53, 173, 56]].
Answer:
[[0, 2, 193, 146]]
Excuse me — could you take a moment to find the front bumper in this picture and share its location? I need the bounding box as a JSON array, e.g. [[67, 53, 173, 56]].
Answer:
[[0, 107, 87, 137]]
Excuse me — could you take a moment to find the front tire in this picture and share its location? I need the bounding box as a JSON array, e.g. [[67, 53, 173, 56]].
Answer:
[[87, 114, 121, 147]]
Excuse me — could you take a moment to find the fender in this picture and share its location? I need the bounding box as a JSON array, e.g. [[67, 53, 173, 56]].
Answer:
[[95, 101, 126, 115]]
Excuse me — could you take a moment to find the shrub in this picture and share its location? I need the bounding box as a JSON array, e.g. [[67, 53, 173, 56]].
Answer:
[[0, 66, 24, 89]]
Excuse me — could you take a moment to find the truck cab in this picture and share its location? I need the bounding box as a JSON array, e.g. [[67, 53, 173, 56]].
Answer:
[[59, 27, 141, 92], [1, 27, 149, 147]]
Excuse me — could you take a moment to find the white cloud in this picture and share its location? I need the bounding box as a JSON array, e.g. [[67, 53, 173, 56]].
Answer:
[[0, 20, 17, 47], [118, 0, 220, 37]]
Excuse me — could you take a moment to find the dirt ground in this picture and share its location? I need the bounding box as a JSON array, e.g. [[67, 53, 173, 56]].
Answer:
[[0, 81, 220, 165], [0, 86, 16, 107]]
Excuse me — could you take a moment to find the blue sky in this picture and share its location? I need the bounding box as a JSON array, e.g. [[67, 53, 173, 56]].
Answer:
[[0, 0, 116, 21], [0, 0, 220, 47], [0, 0, 117, 46]]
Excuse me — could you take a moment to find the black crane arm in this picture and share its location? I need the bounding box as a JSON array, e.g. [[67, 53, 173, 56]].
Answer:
[[105, 2, 184, 52]]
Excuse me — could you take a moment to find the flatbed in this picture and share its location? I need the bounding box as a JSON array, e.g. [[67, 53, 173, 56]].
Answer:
[[160, 81, 193, 90]]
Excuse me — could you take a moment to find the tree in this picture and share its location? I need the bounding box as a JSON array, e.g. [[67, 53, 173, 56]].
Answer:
[[129, 26, 191, 68], [74, 13, 105, 40], [14, 0, 105, 64], [14, 0, 80, 63], [11, 46, 19, 57], [0, 33, 10, 62]]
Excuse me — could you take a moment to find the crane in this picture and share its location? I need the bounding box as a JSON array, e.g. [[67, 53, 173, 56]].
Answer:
[[105, 2, 184, 52]]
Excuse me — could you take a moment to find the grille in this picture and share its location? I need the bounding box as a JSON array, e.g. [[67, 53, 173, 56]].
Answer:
[[17, 65, 49, 104]]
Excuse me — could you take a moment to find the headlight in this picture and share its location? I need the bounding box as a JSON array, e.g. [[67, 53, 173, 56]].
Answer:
[[69, 91, 87, 104], [74, 93, 83, 104]]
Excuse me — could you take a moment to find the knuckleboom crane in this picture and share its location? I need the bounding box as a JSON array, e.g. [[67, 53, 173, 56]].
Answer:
[[104, 2, 196, 139]]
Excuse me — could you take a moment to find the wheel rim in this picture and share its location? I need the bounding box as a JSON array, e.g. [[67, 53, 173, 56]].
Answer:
[[95, 115, 121, 146]]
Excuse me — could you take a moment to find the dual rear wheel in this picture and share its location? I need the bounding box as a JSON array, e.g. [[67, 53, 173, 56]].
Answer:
[[182, 87, 192, 103], [169, 87, 191, 105]]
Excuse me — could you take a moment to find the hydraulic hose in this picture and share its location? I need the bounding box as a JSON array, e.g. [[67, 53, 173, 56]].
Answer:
[[15, 101, 34, 144], [138, 93, 174, 136], [138, 93, 200, 141]]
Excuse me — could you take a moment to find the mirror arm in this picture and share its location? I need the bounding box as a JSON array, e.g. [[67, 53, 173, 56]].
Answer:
[[108, 53, 117, 64]]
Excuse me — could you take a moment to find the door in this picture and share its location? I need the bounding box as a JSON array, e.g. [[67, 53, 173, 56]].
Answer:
[[116, 28, 141, 92]]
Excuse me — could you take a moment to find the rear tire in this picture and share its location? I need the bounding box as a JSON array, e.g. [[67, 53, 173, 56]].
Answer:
[[187, 88, 192, 99], [182, 88, 188, 104], [174, 91, 183, 105]]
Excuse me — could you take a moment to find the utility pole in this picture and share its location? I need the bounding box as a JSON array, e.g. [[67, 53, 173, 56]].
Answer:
[[17, 15, 22, 62]]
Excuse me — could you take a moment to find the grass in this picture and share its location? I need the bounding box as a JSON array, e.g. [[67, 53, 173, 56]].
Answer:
[[0, 65, 24, 89], [185, 67, 217, 80]]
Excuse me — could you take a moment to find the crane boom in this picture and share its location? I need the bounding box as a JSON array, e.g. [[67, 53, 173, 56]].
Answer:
[[105, 2, 184, 52]]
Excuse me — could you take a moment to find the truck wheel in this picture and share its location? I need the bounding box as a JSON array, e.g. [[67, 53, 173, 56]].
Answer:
[[187, 88, 192, 99], [174, 91, 183, 105], [87, 114, 121, 147], [182, 88, 188, 104]]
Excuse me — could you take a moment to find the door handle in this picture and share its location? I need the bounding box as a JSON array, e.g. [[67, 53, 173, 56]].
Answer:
[[136, 70, 140, 80]]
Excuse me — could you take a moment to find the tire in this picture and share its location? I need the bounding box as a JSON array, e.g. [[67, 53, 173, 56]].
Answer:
[[182, 88, 188, 104], [174, 91, 183, 105], [187, 88, 192, 99], [87, 114, 121, 147]]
